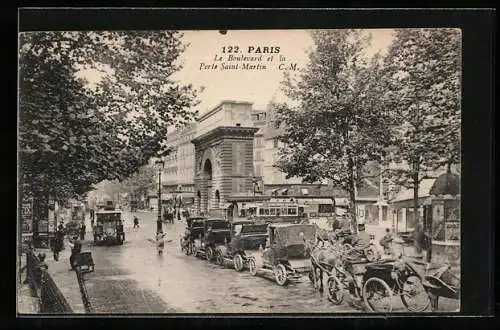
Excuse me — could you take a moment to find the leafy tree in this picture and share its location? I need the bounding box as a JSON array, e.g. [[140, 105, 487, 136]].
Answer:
[[118, 165, 158, 201], [273, 30, 392, 231], [19, 31, 199, 205], [383, 28, 461, 225]]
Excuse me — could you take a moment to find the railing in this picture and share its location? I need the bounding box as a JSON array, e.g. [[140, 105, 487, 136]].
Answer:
[[25, 249, 73, 314], [75, 266, 93, 313]]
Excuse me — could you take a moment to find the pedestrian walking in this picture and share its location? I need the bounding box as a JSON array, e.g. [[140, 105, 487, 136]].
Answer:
[[168, 208, 174, 224], [156, 232, 165, 256], [68, 236, 82, 271], [52, 229, 64, 261], [58, 220, 65, 233], [133, 216, 140, 228], [80, 222, 86, 241], [34, 252, 48, 287]]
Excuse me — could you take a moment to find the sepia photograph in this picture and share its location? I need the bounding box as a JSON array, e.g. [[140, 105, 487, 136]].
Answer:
[[18, 26, 462, 315]]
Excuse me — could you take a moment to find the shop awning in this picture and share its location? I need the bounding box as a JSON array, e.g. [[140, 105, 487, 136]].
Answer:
[[162, 193, 173, 200], [390, 178, 436, 203], [334, 198, 349, 207], [301, 198, 334, 204], [177, 192, 195, 199]]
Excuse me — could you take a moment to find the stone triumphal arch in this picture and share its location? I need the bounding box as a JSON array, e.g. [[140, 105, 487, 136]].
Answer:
[[191, 126, 259, 217]]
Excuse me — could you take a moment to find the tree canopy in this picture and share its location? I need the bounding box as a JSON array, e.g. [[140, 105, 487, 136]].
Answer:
[[383, 28, 461, 224], [273, 30, 393, 229], [273, 28, 461, 229], [19, 31, 199, 202]]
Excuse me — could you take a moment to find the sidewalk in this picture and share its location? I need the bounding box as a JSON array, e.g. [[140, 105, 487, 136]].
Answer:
[[17, 258, 40, 315], [44, 248, 86, 313]]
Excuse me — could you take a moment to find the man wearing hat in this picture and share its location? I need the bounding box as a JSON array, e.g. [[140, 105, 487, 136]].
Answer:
[[345, 222, 372, 252]]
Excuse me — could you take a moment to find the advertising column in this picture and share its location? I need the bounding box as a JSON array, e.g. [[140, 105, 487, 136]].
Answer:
[[21, 194, 34, 252]]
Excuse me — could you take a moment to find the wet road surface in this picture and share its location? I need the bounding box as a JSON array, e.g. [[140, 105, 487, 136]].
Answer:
[[79, 211, 458, 314]]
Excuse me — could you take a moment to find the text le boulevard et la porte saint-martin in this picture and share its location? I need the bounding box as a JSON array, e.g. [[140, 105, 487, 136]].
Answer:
[[199, 46, 299, 72]]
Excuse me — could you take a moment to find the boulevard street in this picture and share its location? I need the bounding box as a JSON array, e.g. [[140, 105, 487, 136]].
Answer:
[[43, 211, 458, 314], [75, 211, 358, 313]]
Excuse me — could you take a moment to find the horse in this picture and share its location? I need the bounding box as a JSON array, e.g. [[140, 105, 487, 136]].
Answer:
[[307, 229, 343, 293]]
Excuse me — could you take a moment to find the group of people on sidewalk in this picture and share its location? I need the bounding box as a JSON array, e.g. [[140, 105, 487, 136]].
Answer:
[[50, 221, 84, 271], [162, 206, 190, 224]]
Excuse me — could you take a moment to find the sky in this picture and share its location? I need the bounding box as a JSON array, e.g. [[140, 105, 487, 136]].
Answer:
[[171, 29, 395, 114], [77, 29, 395, 115]]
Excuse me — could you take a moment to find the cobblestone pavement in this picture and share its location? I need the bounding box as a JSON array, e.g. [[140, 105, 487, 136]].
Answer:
[[44, 211, 458, 314]]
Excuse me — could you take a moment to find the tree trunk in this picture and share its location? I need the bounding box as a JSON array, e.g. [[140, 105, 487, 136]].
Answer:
[[349, 185, 357, 234], [412, 161, 420, 227], [347, 156, 357, 233]]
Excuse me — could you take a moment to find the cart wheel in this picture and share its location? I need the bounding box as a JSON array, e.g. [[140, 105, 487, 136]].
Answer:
[[233, 254, 244, 272], [274, 264, 288, 286], [400, 275, 431, 312], [216, 251, 224, 266], [206, 246, 214, 261], [327, 276, 344, 305], [363, 277, 393, 312]]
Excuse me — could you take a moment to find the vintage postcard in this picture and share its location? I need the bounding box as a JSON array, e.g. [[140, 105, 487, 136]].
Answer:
[[18, 27, 462, 315]]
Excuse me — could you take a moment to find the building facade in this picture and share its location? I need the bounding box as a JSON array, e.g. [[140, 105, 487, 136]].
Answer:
[[159, 100, 382, 219], [161, 100, 292, 194]]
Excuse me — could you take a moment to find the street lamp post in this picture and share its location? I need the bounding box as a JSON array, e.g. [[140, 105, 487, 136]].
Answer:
[[155, 159, 165, 234]]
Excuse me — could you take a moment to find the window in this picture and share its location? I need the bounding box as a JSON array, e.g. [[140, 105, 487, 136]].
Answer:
[[255, 151, 262, 161], [318, 204, 334, 214], [288, 208, 297, 215], [215, 190, 220, 208], [254, 165, 262, 177], [269, 208, 276, 216], [264, 208, 270, 216], [259, 208, 265, 215], [273, 138, 279, 148]]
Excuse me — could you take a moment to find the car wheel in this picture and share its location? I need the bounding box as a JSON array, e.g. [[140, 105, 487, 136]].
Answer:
[[216, 251, 225, 266], [248, 258, 258, 276], [274, 264, 288, 286], [233, 253, 244, 272], [206, 246, 214, 261]]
